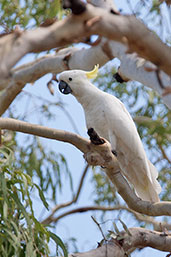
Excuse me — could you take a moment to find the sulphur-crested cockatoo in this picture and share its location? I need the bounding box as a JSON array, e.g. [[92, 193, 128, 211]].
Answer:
[[58, 65, 161, 202]]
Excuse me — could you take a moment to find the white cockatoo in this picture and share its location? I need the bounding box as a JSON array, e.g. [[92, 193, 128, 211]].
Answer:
[[58, 65, 161, 202]]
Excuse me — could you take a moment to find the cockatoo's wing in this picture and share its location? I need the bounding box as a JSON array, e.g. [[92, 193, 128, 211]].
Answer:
[[103, 94, 161, 202]]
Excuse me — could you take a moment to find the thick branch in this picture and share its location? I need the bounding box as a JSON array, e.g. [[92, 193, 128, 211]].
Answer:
[[0, 117, 89, 153], [0, 118, 171, 216], [0, 81, 25, 116], [0, 3, 170, 80], [0, 45, 109, 115], [66, 227, 171, 257], [122, 227, 171, 252], [68, 240, 125, 257], [109, 41, 171, 109], [0, 40, 170, 117]]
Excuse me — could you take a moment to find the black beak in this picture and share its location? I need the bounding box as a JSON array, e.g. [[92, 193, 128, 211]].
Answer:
[[58, 80, 72, 95]]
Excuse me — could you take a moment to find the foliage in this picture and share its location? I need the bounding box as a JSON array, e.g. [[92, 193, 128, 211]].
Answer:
[[0, 0, 62, 31], [0, 145, 68, 256]]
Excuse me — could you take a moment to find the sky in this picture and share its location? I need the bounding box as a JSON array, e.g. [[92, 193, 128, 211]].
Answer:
[[3, 0, 171, 256]]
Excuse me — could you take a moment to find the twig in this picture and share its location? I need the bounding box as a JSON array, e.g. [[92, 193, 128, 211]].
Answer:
[[42, 164, 89, 224], [91, 216, 107, 240], [158, 144, 171, 163], [22, 90, 80, 134]]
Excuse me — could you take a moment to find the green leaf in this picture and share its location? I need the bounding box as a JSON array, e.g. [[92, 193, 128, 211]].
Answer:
[[113, 222, 120, 235], [10, 193, 32, 229], [49, 231, 68, 257], [3, 201, 8, 220], [34, 184, 49, 210], [119, 219, 132, 236]]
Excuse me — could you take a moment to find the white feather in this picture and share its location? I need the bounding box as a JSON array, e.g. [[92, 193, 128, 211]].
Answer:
[[59, 70, 161, 202]]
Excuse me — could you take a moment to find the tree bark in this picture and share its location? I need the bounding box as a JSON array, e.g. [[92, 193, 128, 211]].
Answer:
[[66, 227, 171, 257], [0, 3, 170, 77]]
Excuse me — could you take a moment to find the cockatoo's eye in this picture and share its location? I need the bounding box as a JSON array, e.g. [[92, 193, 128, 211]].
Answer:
[[58, 80, 72, 95], [69, 77, 72, 81]]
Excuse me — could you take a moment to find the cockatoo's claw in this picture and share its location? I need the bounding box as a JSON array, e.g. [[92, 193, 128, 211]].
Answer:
[[112, 150, 117, 157], [87, 128, 105, 145]]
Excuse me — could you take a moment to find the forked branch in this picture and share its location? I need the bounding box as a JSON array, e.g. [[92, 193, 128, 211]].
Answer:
[[0, 2, 170, 80]]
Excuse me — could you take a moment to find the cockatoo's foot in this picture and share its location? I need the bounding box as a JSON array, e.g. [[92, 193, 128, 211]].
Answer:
[[112, 150, 117, 157], [87, 128, 105, 145]]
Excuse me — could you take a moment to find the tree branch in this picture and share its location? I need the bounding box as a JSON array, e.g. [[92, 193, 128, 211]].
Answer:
[[0, 117, 171, 216], [88, 0, 171, 108], [122, 227, 171, 253], [65, 227, 171, 256], [42, 204, 171, 232], [42, 205, 125, 224], [0, 81, 25, 116], [158, 144, 171, 164], [0, 44, 110, 115], [0, 117, 89, 153], [109, 41, 171, 109], [0, 3, 170, 81], [0, 40, 170, 117]]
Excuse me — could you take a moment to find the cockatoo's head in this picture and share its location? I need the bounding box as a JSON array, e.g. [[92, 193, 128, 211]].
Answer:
[[58, 65, 99, 96]]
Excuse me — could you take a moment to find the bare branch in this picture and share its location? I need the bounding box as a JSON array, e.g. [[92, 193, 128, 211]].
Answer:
[[0, 41, 170, 116], [0, 3, 170, 80], [0, 44, 109, 115], [68, 239, 125, 257], [0, 81, 25, 116], [42, 204, 171, 232], [123, 227, 171, 253], [127, 208, 171, 232], [42, 205, 124, 224], [158, 144, 171, 164], [42, 164, 89, 224], [0, 117, 171, 217], [0, 117, 89, 153], [110, 41, 171, 109]]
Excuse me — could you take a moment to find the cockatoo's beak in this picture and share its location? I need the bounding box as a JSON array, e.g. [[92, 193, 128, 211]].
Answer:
[[59, 80, 72, 94]]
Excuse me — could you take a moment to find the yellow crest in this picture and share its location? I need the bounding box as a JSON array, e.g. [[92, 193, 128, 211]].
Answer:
[[85, 64, 99, 79]]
